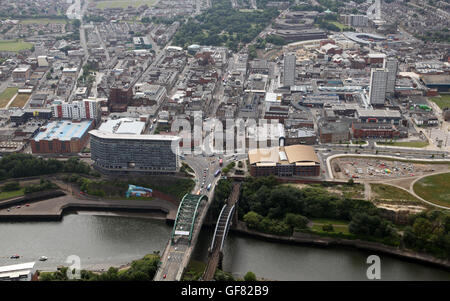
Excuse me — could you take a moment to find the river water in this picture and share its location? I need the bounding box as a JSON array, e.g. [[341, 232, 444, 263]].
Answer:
[[0, 212, 449, 280]]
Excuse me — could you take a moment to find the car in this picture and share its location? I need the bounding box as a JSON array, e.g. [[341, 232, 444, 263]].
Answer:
[[16, 206, 21, 209], [163, 274, 166, 279], [25, 204, 30, 207]]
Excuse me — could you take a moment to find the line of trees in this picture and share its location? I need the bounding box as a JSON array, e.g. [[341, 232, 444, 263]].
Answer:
[[0, 154, 98, 180]]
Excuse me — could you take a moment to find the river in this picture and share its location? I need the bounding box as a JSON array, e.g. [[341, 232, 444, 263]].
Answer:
[[0, 212, 449, 280]]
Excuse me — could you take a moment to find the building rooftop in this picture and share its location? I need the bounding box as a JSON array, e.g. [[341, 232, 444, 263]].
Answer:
[[421, 74, 450, 85], [89, 129, 180, 141], [98, 118, 145, 135], [356, 109, 401, 118], [248, 145, 319, 165], [34, 120, 92, 142]]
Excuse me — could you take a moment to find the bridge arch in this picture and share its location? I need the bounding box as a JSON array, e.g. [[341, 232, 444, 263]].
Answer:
[[171, 193, 208, 244]]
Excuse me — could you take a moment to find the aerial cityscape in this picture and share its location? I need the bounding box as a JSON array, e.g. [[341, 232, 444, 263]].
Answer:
[[0, 0, 449, 286]]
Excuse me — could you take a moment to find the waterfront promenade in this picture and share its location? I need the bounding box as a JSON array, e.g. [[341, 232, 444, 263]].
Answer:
[[0, 191, 178, 221]]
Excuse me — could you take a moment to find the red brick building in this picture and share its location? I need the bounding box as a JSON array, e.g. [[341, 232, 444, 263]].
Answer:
[[352, 122, 400, 139]]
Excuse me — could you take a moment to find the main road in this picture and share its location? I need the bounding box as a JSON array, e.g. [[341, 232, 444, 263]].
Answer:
[[154, 153, 221, 281]]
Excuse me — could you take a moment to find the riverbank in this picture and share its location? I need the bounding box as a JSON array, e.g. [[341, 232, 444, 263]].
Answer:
[[230, 222, 450, 270]]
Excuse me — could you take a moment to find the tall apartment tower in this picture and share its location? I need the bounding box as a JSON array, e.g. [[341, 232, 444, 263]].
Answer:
[[369, 68, 388, 106], [283, 53, 296, 88], [384, 57, 398, 95]]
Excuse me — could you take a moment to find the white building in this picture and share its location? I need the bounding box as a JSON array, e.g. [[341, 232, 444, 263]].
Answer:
[[51, 97, 103, 120], [0, 262, 35, 281], [369, 68, 388, 106]]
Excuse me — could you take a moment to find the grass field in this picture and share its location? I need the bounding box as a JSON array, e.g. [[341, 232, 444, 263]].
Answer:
[[0, 87, 18, 108], [85, 176, 195, 201], [378, 140, 429, 148], [430, 95, 450, 110], [20, 18, 67, 24], [0, 40, 34, 52], [0, 188, 25, 200], [413, 172, 450, 207], [371, 183, 421, 203], [93, 0, 158, 9], [10, 94, 30, 109], [330, 21, 350, 31], [310, 218, 349, 225]]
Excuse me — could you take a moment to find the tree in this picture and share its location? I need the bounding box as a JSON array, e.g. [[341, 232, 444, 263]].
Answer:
[[244, 271, 257, 281], [243, 211, 263, 229], [72, 19, 81, 29], [284, 213, 309, 230], [322, 224, 334, 232]]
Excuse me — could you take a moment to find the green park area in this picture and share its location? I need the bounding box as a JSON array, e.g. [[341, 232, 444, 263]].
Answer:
[[93, 0, 158, 9], [329, 21, 351, 31], [0, 39, 33, 52], [0, 188, 25, 200], [378, 140, 429, 148], [310, 218, 350, 235], [430, 95, 450, 110], [370, 184, 422, 204], [65, 174, 195, 201], [0, 87, 18, 108], [10, 94, 30, 109], [413, 172, 450, 207]]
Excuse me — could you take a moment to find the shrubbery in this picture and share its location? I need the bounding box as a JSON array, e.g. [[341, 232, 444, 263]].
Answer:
[[24, 179, 58, 194], [2, 181, 20, 192]]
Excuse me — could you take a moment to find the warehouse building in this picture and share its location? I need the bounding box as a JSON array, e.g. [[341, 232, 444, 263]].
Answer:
[[31, 120, 93, 154], [421, 75, 450, 93], [248, 145, 320, 177]]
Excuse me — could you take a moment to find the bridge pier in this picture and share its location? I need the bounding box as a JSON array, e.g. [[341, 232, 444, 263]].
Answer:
[[218, 252, 224, 271]]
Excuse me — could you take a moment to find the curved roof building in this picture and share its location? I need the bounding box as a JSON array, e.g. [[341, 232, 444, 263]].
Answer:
[[248, 145, 320, 177]]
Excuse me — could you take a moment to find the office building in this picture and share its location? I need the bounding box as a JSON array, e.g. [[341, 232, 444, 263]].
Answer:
[[12, 65, 31, 82], [369, 68, 388, 106], [89, 129, 180, 175], [283, 54, 296, 88]]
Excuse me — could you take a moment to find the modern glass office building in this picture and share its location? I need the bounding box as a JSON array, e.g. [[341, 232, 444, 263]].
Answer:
[[89, 129, 180, 175]]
